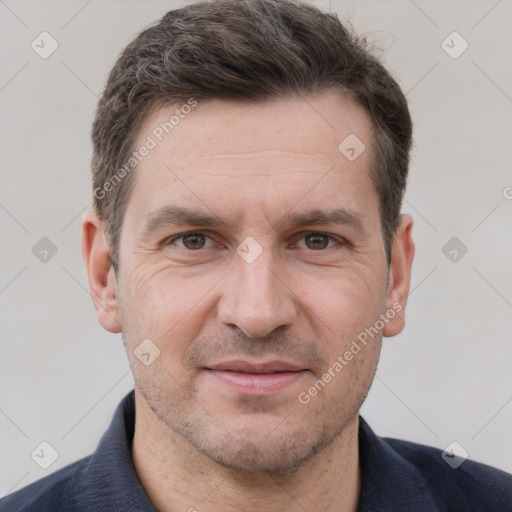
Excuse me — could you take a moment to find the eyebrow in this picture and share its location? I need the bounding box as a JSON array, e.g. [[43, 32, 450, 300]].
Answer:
[[142, 205, 366, 235]]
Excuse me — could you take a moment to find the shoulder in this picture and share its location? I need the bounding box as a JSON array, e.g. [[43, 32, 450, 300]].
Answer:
[[0, 391, 155, 512], [0, 456, 91, 512], [385, 436, 512, 510], [357, 417, 512, 511]]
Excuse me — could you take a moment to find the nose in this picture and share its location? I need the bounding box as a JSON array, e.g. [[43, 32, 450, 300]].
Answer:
[[217, 250, 298, 339]]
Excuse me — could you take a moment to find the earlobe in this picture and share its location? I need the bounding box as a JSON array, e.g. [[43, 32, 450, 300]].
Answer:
[[383, 214, 415, 338], [81, 209, 122, 333]]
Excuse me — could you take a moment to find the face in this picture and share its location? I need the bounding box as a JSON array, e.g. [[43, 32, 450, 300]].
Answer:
[[85, 91, 413, 475]]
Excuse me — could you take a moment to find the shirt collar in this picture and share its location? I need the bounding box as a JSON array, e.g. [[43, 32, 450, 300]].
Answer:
[[357, 416, 439, 511], [80, 390, 158, 510], [88, 391, 438, 511]]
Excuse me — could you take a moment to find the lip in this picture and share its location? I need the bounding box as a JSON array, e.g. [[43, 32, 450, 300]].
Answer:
[[204, 359, 309, 395], [206, 359, 306, 374]]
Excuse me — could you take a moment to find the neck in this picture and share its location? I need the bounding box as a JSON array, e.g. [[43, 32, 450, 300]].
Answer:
[[132, 390, 361, 512]]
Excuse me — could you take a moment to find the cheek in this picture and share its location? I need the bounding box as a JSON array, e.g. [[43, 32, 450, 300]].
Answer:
[[298, 264, 385, 333], [118, 264, 219, 350]]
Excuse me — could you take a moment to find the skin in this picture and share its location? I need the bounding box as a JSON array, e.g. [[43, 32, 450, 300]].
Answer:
[[82, 91, 414, 512]]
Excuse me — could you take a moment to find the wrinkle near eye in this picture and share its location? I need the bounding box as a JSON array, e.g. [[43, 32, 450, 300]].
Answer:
[[130, 263, 175, 301]]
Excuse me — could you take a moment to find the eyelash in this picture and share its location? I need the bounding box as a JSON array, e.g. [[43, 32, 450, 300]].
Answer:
[[164, 231, 347, 251]]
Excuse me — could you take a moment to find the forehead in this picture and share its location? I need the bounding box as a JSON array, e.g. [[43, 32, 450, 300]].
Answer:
[[138, 92, 373, 161], [125, 91, 378, 230]]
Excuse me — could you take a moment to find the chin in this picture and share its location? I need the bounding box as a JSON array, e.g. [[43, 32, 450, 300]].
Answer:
[[180, 412, 334, 476]]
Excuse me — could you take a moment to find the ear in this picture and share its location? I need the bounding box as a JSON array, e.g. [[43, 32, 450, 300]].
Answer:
[[81, 209, 122, 333], [383, 213, 415, 338]]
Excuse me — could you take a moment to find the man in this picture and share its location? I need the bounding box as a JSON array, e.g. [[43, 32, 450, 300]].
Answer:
[[1, 0, 510, 510]]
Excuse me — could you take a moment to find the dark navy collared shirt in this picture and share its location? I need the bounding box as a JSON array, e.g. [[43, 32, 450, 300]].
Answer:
[[1, 390, 511, 511]]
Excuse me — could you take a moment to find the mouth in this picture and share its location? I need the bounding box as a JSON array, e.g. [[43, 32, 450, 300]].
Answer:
[[204, 359, 309, 395]]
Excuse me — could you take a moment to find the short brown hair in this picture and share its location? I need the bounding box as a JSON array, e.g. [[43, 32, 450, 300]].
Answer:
[[91, 0, 412, 270]]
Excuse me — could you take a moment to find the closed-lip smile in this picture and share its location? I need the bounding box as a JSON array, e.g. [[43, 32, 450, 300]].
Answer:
[[204, 359, 309, 394]]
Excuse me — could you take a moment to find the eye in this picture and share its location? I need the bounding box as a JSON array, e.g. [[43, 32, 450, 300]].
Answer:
[[295, 232, 340, 250], [164, 231, 345, 253], [167, 231, 215, 250]]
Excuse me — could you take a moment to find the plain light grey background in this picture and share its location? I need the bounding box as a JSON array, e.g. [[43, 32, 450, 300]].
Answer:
[[1, 0, 511, 497]]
